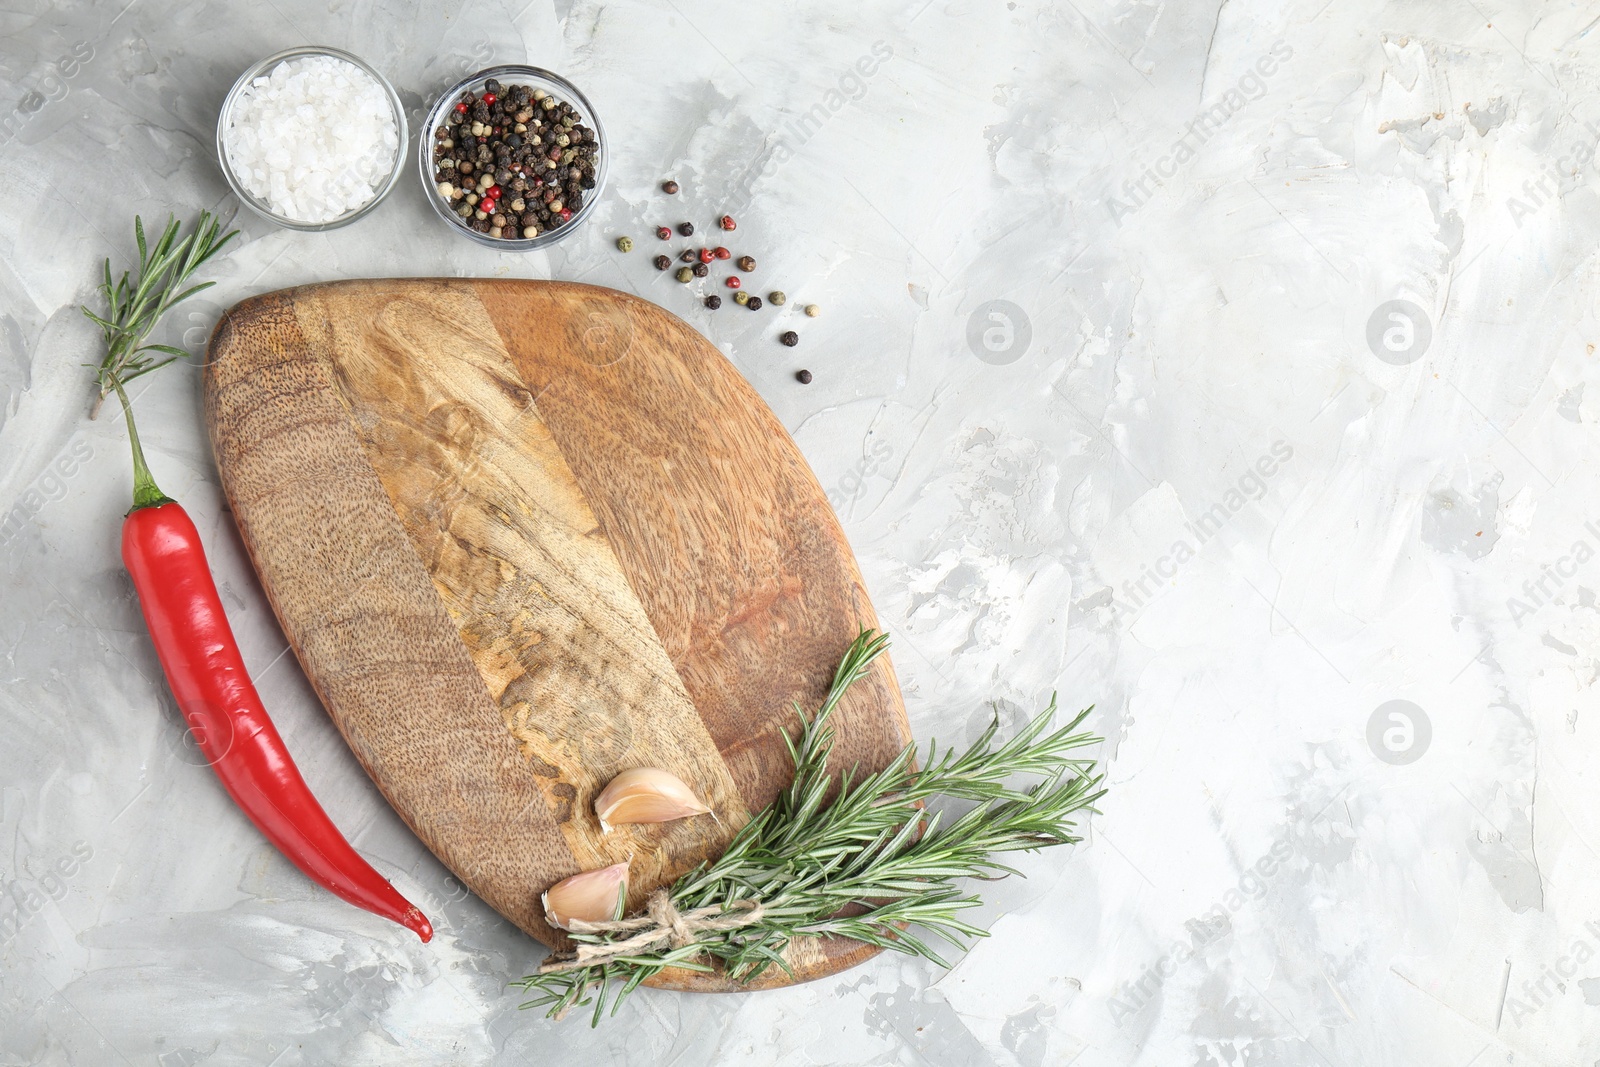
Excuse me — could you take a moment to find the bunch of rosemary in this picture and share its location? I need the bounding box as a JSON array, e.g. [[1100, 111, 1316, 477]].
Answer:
[[517, 631, 1105, 1024]]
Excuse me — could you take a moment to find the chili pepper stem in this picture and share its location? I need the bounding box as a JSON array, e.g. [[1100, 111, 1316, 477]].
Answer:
[[112, 379, 173, 513]]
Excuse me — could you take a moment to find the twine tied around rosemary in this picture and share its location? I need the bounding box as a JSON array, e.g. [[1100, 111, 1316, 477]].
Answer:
[[538, 890, 766, 974]]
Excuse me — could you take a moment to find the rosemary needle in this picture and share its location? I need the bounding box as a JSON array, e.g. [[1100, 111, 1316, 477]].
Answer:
[[516, 630, 1106, 1025]]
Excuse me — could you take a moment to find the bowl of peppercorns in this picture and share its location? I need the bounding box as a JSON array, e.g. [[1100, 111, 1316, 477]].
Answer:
[[420, 65, 605, 248]]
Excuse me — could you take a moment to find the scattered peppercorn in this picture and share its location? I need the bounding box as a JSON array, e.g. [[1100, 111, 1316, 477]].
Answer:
[[654, 254, 671, 270], [747, 296, 763, 310], [681, 249, 699, 263], [734, 291, 750, 306], [705, 295, 722, 309], [693, 262, 709, 277], [656, 226, 672, 240], [713, 246, 731, 260], [698, 248, 715, 263], [804, 303, 820, 317], [678, 222, 695, 237], [769, 291, 786, 305], [719, 215, 737, 230], [736, 255, 756, 272], [662, 179, 680, 194], [795, 369, 813, 384], [616, 236, 634, 252], [675, 266, 694, 282], [725, 276, 741, 289], [780, 331, 799, 346]]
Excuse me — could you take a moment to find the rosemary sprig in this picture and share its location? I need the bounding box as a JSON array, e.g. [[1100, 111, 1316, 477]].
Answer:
[[516, 631, 1105, 1025], [80, 211, 236, 508], [82, 211, 236, 407]]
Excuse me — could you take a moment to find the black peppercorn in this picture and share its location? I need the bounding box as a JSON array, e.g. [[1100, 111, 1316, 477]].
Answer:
[[485, 78, 503, 94], [693, 263, 709, 277], [780, 331, 798, 346], [662, 179, 679, 194], [681, 249, 699, 263], [678, 222, 695, 237], [654, 254, 671, 270], [795, 369, 813, 384], [705, 294, 722, 309], [737, 255, 756, 272], [747, 296, 762, 310]]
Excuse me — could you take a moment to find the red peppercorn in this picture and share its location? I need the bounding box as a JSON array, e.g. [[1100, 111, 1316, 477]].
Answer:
[[698, 248, 715, 263], [718, 215, 736, 231], [656, 226, 671, 240], [713, 246, 731, 260], [483, 92, 497, 106], [486, 185, 502, 199], [455, 102, 468, 114], [560, 208, 573, 221], [725, 276, 741, 289]]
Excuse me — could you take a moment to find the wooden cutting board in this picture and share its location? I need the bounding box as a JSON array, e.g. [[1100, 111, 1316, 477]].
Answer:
[[203, 279, 909, 991]]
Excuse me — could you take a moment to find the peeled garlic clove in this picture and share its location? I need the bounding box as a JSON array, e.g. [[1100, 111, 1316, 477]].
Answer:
[[595, 768, 713, 831], [542, 861, 629, 930]]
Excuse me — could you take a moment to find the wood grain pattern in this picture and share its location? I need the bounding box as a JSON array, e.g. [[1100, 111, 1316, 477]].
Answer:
[[204, 279, 909, 991]]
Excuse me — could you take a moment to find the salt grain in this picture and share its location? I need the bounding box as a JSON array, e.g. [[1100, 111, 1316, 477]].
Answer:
[[223, 55, 398, 224]]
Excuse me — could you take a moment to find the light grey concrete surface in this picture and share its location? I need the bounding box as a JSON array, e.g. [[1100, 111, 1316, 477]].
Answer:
[[2, 0, 1597, 1063]]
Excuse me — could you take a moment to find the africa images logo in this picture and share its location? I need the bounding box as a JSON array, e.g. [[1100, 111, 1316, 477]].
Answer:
[[1108, 440, 1293, 623], [1106, 40, 1293, 225], [728, 41, 894, 212]]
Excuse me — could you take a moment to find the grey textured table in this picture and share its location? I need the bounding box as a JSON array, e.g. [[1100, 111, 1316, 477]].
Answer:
[[1, 0, 1593, 1063]]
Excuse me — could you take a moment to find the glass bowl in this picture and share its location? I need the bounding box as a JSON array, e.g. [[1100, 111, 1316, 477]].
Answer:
[[418, 65, 607, 250], [216, 46, 408, 231]]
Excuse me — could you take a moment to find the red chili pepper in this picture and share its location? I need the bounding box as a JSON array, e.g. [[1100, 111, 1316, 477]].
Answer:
[[111, 390, 432, 943]]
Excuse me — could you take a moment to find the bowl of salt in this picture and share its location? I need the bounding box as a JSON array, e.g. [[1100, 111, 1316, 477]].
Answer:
[[217, 46, 407, 230]]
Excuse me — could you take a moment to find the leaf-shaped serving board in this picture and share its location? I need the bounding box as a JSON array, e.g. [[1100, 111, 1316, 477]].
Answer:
[[202, 280, 908, 991]]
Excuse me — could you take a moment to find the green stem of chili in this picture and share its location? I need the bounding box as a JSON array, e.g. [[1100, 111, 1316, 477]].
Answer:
[[112, 379, 173, 513]]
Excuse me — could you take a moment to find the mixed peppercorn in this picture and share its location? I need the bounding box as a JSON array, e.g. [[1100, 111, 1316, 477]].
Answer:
[[614, 180, 821, 374], [431, 79, 598, 240]]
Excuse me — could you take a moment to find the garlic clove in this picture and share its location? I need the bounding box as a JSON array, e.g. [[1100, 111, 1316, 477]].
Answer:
[[595, 768, 713, 832], [542, 861, 629, 930]]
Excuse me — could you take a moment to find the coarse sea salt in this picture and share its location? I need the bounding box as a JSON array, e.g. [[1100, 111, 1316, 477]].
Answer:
[[223, 55, 398, 224]]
